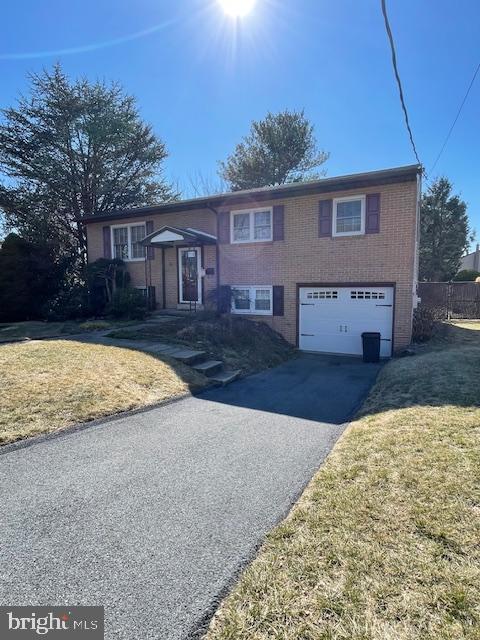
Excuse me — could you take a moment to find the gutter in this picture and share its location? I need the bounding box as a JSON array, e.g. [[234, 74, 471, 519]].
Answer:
[[80, 164, 422, 224]]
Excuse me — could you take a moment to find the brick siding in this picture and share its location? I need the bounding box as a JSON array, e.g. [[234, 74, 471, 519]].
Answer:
[[86, 179, 418, 351]]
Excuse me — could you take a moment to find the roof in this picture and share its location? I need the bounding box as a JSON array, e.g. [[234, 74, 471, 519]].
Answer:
[[81, 164, 421, 224], [141, 226, 217, 246]]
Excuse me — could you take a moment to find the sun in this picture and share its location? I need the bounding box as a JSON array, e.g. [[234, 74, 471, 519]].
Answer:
[[218, 0, 256, 17]]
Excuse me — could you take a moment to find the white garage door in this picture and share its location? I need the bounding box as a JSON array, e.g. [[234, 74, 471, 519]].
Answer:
[[299, 286, 394, 357]]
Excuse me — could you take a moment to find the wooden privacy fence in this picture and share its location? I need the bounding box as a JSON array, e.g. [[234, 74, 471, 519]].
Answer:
[[418, 282, 480, 319]]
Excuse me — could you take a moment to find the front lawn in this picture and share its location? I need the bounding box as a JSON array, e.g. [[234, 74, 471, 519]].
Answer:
[[206, 321, 480, 640], [0, 340, 207, 444]]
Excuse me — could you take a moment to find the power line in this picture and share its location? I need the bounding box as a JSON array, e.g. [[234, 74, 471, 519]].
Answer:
[[381, 0, 423, 171], [429, 62, 480, 174]]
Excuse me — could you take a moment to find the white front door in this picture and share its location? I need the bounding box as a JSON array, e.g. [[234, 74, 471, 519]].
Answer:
[[178, 247, 202, 304], [299, 286, 394, 357]]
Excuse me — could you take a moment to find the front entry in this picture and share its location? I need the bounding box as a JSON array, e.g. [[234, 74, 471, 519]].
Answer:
[[178, 247, 202, 303]]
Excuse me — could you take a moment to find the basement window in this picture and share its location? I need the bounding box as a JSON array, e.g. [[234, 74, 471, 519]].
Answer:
[[231, 286, 273, 315]]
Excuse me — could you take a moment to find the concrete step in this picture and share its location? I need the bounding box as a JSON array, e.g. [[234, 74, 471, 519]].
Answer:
[[138, 344, 201, 360], [169, 348, 207, 365], [141, 343, 183, 355], [192, 359, 223, 376], [210, 369, 242, 386]]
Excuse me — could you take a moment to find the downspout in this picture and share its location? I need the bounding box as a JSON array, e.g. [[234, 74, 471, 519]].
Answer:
[[413, 170, 422, 322], [144, 253, 148, 292]]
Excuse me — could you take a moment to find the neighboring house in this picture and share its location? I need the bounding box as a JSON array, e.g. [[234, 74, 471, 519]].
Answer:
[[459, 244, 480, 273], [83, 164, 421, 357]]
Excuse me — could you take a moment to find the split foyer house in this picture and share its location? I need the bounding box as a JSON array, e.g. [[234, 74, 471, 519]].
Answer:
[[83, 164, 421, 358]]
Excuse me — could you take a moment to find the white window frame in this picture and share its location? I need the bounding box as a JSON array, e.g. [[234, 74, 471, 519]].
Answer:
[[230, 285, 273, 316], [111, 222, 146, 261], [230, 207, 273, 244], [332, 195, 366, 237]]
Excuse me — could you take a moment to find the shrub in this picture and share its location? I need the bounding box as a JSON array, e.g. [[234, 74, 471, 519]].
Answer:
[[107, 287, 147, 320], [0, 233, 67, 322], [206, 285, 232, 314], [87, 258, 130, 315], [412, 306, 442, 342], [43, 285, 89, 321], [454, 269, 480, 282]]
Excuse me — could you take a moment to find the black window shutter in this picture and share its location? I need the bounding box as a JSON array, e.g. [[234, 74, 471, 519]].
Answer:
[[273, 285, 284, 316], [272, 205, 284, 241], [318, 199, 333, 237], [218, 211, 230, 244], [103, 226, 111, 258], [146, 220, 154, 259], [365, 194, 380, 233]]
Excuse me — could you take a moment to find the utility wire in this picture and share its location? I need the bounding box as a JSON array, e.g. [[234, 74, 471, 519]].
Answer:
[[429, 61, 480, 174], [381, 0, 423, 171]]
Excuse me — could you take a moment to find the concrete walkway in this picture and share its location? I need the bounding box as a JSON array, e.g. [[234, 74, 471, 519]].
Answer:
[[0, 355, 381, 640]]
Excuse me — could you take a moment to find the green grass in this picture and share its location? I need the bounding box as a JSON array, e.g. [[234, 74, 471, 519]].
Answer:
[[205, 321, 480, 640], [0, 339, 207, 444]]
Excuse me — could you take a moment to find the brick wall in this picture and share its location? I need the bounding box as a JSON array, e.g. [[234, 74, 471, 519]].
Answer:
[[218, 180, 418, 351], [86, 208, 218, 310], [85, 178, 418, 351]]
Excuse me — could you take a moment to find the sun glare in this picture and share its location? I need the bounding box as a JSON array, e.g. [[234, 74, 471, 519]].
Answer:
[[218, 0, 256, 17]]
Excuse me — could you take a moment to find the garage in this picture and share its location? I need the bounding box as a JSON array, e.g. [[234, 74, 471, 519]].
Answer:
[[299, 286, 394, 358]]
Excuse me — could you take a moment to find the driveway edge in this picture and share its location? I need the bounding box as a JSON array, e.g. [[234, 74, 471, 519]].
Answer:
[[186, 424, 348, 640], [0, 391, 193, 457]]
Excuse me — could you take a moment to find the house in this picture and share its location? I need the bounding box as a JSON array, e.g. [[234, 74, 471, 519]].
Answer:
[[459, 244, 480, 273], [83, 164, 421, 358]]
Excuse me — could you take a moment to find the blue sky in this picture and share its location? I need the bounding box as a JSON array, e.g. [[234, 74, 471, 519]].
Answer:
[[1, 0, 479, 248]]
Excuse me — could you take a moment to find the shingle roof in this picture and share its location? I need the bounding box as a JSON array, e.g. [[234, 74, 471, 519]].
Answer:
[[81, 164, 421, 224]]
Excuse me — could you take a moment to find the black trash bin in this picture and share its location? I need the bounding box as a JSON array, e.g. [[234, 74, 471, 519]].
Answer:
[[361, 332, 381, 363]]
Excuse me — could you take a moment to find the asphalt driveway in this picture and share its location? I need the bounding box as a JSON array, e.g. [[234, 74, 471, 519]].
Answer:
[[0, 354, 381, 639]]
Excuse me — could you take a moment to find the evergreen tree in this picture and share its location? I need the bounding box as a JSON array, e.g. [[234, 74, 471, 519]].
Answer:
[[219, 109, 329, 190], [0, 65, 177, 276], [419, 178, 472, 281]]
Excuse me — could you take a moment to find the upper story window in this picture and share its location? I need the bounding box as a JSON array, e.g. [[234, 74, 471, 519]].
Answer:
[[231, 208, 272, 243], [333, 196, 365, 237], [112, 223, 146, 261]]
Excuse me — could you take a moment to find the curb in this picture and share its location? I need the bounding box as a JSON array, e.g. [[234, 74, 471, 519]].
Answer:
[[0, 391, 193, 457]]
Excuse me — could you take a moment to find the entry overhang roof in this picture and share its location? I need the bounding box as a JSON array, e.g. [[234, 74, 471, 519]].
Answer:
[[141, 225, 217, 247]]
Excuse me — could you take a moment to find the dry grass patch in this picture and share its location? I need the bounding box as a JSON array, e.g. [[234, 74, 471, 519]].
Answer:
[[206, 322, 480, 640], [0, 339, 207, 444]]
